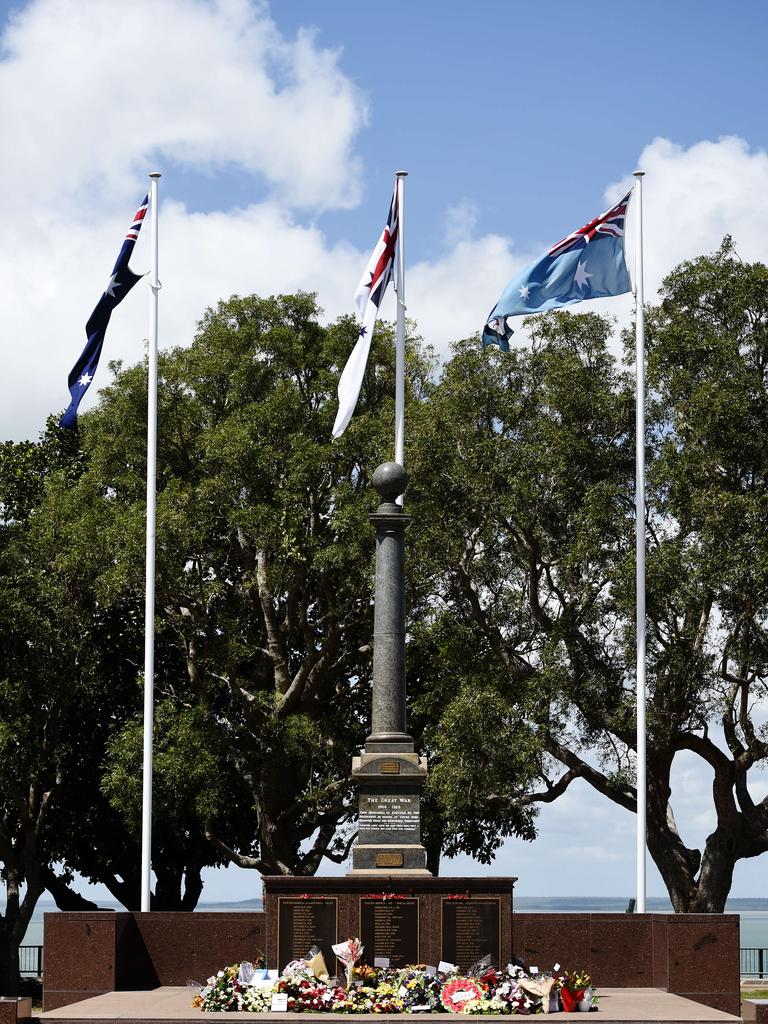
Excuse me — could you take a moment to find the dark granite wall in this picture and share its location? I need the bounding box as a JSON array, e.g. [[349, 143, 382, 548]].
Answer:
[[43, 912, 266, 1011], [262, 876, 516, 973], [42, 902, 740, 1016], [514, 912, 740, 1015], [743, 999, 768, 1024]]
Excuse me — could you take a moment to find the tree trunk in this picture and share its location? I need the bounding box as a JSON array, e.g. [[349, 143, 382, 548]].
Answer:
[[153, 863, 204, 910], [0, 929, 20, 997], [688, 828, 739, 913], [180, 866, 204, 911], [645, 773, 701, 912], [154, 865, 183, 910], [645, 772, 739, 913]]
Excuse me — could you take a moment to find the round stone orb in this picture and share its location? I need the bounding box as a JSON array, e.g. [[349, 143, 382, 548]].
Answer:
[[372, 461, 408, 502]]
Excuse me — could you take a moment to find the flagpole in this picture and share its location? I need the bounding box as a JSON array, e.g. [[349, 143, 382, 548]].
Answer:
[[633, 169, 646, 914], [140, 171, 161, 914], [394, 171, 407, 488]]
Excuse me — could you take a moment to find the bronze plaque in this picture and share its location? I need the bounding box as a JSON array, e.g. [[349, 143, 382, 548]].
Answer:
[[441, 898, 501, 969], [360, 897, 419, 968], [376, 851, 404, 868], [379, 761, 401, 774], [277, 897, 338, 972]]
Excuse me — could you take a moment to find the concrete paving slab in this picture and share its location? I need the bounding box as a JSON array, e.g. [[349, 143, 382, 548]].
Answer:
[[39, 987, 743, 1024]]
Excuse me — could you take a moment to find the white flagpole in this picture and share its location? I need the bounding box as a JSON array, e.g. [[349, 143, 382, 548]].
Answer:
[[633, 169, 646, 914], [394, 171, 407, 486], [140, 171, 161, 913]]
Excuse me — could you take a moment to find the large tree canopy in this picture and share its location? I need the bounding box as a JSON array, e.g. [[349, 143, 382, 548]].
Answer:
[[408, 240, 768, 911], [3, 244, 768, 1004]]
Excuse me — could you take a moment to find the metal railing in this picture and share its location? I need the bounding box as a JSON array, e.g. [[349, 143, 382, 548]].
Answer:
[[18, 945, 43, 977], [741, 947, 768, 979]]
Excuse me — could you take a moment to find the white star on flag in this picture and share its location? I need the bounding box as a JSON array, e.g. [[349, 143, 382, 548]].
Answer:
[[519, 285, 530, 300], [574, 260, 592, 290], [77, 372, 93, 387], [105, 274, 122, 298]]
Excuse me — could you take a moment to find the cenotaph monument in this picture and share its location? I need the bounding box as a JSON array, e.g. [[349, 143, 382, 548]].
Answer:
[[348, 461, 430, 874]]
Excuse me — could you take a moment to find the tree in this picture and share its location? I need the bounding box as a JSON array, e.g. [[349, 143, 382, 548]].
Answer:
[[0, 428, 112, 993], [639, 239, 768, 909], [55, 292, 432, 877], [409, 248, 768, 912], [407, 313, 636, 877]]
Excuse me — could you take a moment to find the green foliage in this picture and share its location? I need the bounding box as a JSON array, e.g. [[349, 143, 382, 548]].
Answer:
[[407, 242, 768, 908], [44, 292, 435, 878], [4, 245, 768, 929]]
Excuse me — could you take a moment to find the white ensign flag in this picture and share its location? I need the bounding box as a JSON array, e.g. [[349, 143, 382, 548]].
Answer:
[[332, 184, 399, 438]]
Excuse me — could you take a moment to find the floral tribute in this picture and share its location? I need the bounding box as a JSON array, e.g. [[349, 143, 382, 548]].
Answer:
[[192, 947, 598, 1014]]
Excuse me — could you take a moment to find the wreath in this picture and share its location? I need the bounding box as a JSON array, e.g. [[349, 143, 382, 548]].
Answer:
[[440, 977, 484, 1013]]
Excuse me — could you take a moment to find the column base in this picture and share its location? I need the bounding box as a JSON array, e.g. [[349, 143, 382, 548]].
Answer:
[[349, 843, 431, 875]]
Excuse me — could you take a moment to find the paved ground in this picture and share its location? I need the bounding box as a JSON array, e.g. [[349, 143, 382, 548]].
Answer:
[[40, 987, 742, 1024]]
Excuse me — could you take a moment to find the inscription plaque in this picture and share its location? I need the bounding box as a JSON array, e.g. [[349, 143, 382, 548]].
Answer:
[[441, 898, 501, 969], [277, 897, 338, 972], [358, 793, 420, 834], [360, 898, 419, 968], [376, 852, 404, 868], [379, 761, 401, 774]]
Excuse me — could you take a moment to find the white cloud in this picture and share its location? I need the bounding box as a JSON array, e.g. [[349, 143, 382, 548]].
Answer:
[[2, 2, 768, 901], [613, 135, 768, 297], [3, 0, 768, 457], [0, 0, 365, 215]]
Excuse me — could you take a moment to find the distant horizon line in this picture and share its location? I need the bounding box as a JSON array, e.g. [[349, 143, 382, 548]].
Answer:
[[8, 894, 768, 911]]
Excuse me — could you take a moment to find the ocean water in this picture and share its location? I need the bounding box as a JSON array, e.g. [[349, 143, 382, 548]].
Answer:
[[13, 897, 768, 949]]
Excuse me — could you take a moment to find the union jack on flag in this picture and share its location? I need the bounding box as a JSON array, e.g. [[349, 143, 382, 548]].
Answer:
[[548, 189, 632, 259], [60, 193, 149, 429], [333, 182, 400, 438], [125, 196, 148, 242], [356, 188, 399, 313]]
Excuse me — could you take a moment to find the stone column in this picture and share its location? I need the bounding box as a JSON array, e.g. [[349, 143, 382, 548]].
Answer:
[[348, 462, 430, 875], [368, 461, 411, 748]]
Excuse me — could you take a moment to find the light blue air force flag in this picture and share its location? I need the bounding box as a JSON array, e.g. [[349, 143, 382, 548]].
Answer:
[[482, 189, 633, 351]]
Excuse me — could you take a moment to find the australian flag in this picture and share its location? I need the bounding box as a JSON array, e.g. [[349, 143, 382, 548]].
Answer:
[[60, 196, 148, 429], [482, 188, 633, 351]]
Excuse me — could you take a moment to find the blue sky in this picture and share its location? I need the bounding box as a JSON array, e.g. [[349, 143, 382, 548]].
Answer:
[[272, 0, 768, 257], [1, 0, 767, 902]]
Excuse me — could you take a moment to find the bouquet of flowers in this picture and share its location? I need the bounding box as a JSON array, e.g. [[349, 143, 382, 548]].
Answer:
[[395, 966, 444, 1012], [463, 995, 510, 1015], [370, 982, 407, 1014], [332, 938, 364, 989], [240, 985, 275, 1013], [559, 969, 592, 1012], [194, 965, 245, 1012], [332, 984, 405, 1014], [191, 957, 596, 1014]]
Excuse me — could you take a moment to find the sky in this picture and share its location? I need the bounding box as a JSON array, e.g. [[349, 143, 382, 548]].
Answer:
[[1, 0, 768, 902]]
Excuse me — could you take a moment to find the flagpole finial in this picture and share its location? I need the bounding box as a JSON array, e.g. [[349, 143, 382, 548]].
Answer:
[[633, 170, 645, 178], [149, 171, 162, 179], [396, 170, 408, 177]]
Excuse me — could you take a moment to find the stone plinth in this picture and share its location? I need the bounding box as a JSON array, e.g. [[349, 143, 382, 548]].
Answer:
[[349, 750, 428, 874], [0, 999, 31, 1024], [37, 985, 745, 1023]]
